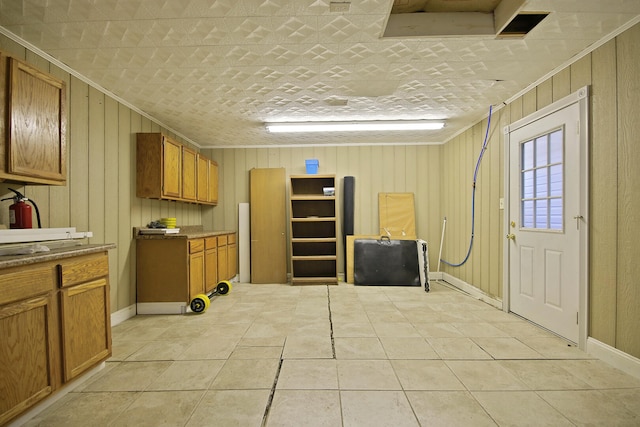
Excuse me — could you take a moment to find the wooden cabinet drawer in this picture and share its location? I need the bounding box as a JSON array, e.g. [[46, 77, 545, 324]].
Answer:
[[227, 233, 236, 244], [58, 253, 109, 288], [205, 237, 217, 250], [0, 264, 56, 306], [189, 239, 204, 253], [217, 235, 227, 246]]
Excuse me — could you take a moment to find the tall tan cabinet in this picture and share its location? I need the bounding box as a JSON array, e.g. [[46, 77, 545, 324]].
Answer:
[[289, 175, 338, 285], [250, 168, 287, 283]]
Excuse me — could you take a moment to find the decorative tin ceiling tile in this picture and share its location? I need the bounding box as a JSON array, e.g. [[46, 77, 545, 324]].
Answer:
[[2, 0, 639, 146]]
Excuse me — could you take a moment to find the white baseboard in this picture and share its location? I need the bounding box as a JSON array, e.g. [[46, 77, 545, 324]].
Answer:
[[587, 337, 640, 380], [110, 304, 136, 326], [440, 273, 502, 309], [429, 272, 444, 281], [136, 302, 188, 315]]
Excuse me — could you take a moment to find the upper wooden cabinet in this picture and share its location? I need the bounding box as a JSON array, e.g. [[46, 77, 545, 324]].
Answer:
[[182, 146, 197, 201], [196, 154, 209, 203], [136, 132, 218, 205], [208, 159, 218, 205], [0, 53, 67, 185]]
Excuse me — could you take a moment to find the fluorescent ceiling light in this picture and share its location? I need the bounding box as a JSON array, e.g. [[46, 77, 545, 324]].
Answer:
[[265, 120, 445, 133]]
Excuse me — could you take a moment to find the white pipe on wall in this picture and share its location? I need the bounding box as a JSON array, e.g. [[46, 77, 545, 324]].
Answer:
[[437, 217, 447, 273]]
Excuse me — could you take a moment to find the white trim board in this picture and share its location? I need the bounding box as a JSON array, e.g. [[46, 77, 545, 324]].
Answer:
[[111, 304, 136, 327], [587, 338, 640, 381], [440, 273, 502, 309], [136, 302, 188, 315]]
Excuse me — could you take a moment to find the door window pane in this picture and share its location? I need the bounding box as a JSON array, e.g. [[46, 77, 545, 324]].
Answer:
[[549, 130, 563, 163], [550, 198, 563, 230], [550, 164, 562, 197], [523, 171, 534, 198], [520, 127, 564, 231], [536, 199, 548, 228], [522, 200, 534, 228], [523, 141, 534, 169], [535, 136, 548, 167], [536, 168, 548, 198]]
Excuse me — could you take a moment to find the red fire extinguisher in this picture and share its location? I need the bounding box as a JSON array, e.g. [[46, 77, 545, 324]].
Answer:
[[1, 188, 42, 229]]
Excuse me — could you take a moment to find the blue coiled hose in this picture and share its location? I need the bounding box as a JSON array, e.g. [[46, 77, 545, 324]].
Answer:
[[440, 105, 494, 267]]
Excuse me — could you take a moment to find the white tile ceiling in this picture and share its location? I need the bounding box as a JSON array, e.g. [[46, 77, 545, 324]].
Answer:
[[1, 0, 639, 147]]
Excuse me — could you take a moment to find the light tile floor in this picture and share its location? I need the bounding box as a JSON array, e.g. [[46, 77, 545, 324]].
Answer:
[[22, 281, 640, 426]]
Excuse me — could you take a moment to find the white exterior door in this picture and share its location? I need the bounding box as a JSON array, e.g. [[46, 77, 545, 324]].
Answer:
[[507, 102, 582, 343]]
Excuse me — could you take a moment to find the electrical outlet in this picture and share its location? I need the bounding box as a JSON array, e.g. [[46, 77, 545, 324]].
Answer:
[[330, 2, 351, 13]]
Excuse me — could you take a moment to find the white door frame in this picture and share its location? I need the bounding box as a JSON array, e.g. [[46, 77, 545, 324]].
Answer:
[[503, 86, 590, 350]]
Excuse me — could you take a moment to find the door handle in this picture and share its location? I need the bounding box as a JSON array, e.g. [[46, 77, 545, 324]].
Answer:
[[573, 215, 584, 230], [506, 233, 516, 240]]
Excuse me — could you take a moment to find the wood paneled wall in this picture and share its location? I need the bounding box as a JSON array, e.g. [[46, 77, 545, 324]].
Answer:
[[2, 21, 639, 358], [201, 145, 444, 274], [0, 35, 202, 314], [439, 23, 640, 358]]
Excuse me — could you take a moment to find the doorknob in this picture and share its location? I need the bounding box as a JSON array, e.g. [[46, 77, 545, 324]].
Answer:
[[506, 233, 516, 240]]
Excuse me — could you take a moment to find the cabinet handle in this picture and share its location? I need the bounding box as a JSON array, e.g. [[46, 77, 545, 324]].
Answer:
[[56, 264, 63, 287]]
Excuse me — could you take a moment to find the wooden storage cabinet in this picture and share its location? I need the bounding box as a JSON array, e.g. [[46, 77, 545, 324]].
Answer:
[[136, 232, 236, 311], [197, 154, 209, 203], [58, 253, 112, 382], [204, 237, 218, 293], [289, 175, 338, 284], [136, 133, 218, 205], [208, 160, 219, 205], [250, 168, 287, 284], [182, 146, 197, 201], [227, 233, 237, 280], [0, 292, 57, 425], [137, 133, 182, 200], [217, 234, 228, 282], [188, 239, 205, 300], [0, 248, 113, 425], [0, 52, 67, 185]]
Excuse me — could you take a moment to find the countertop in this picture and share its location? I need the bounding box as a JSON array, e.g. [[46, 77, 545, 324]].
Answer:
[[0, 243, 116, 269], [134, 226, 235, 240]]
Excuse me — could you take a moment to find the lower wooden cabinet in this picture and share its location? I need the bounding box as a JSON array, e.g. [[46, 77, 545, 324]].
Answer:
[[188, 239, 205, 301], [58, 252, 111, 382], [0, 294, 57, 426], [217, 234, 228, 282], [204, 237, 218, 293], [136, 232, 236, 311], [227, 233, 237, 280], [0, 248, 113, 426]]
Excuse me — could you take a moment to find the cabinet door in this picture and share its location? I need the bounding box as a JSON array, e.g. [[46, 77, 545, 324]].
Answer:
[[162, 137, 182, 199], [189, 251, 205, 300], [208, 160, 219, 205], [196, 154, 209, 202], [0, 295, 56, 425], [217, 240, 228, 281], [59, 279, 111, 382], [227, 243, 237, 280], [5, 57, 66, 184], [205, 237, 218, 293], [227, 234, 237, 280], [182, 146, 197, 201]]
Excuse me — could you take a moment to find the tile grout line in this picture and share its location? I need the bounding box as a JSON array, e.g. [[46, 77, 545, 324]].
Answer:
[[261, 345, 285, 427], [327, 285, 336, 359]]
